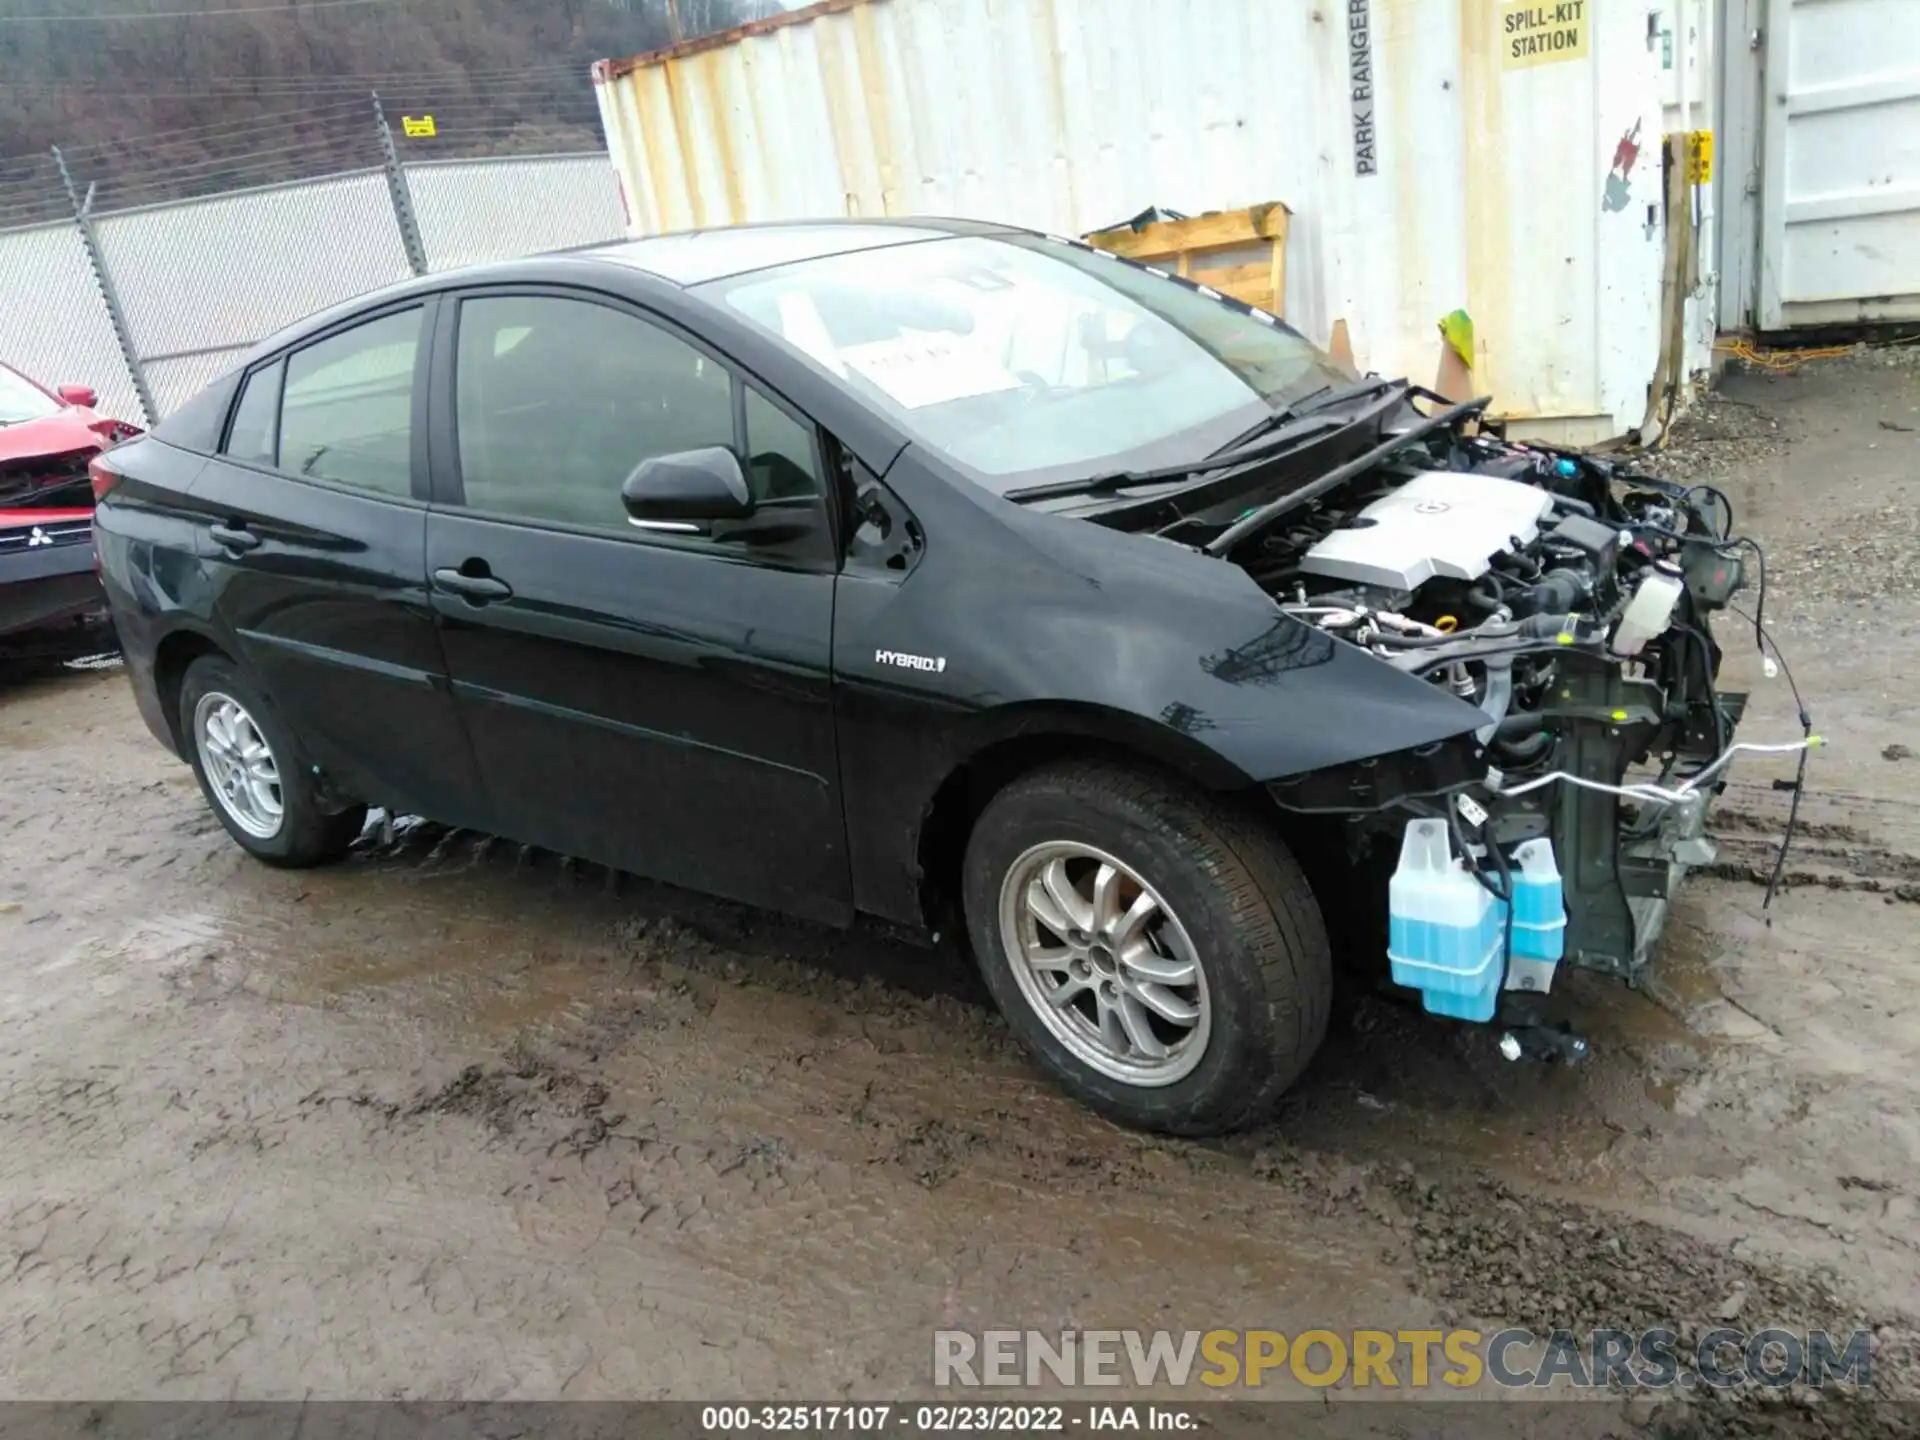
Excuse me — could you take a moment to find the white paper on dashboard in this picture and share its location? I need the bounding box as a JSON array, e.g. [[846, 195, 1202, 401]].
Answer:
[[837, 333, 1022, 409]]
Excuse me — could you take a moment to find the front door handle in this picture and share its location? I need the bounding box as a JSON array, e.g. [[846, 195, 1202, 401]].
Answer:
[[208, 522, 260, 553], [433, 566, 513, 602]]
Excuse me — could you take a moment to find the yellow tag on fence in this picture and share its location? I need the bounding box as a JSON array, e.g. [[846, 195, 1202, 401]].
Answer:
[[402, 115, 437, 138]]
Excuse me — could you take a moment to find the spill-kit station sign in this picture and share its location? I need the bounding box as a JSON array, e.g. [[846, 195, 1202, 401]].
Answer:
[[1500, 0, 1589, 68]]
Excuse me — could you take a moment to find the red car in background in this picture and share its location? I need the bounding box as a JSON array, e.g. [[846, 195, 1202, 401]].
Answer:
[[0, 359, 141, 662]]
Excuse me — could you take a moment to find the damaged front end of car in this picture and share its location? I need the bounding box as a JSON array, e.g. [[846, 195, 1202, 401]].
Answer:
[[0, 424, 140, 662], [1199, 391, 1806, 1054]]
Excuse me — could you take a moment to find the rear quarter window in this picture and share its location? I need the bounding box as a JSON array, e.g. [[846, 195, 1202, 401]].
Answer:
[[223, 360, 283, 465]]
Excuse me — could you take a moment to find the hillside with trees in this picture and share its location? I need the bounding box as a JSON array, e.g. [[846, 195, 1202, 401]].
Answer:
[[0, 0, 777, 218]]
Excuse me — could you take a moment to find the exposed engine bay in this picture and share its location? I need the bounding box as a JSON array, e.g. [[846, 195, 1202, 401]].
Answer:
[[1246, 428, 1748, 772], [1168, 391, 1813, 1055]]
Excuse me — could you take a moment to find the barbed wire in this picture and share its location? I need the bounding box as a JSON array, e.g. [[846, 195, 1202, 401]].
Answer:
[[39, 101, 379, 161], [2, 68, 600, 133], [2, 91, 604, 226], [0, 32, 626, 227], [1, 79, 602, 169], [0, 63, 594, 94], [0, 0, 414, 23]]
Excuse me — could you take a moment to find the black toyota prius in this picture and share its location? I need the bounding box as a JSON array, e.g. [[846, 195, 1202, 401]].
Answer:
[[92, 218, 1765, 1135]]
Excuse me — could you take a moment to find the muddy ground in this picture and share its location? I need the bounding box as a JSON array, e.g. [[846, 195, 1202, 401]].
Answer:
[[2, 349, 1917, 1433]]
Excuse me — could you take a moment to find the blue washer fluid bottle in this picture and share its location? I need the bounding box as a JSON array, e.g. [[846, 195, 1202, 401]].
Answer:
[[1503, 837, 1567, 994], [1387, 819, 1504, 1022]]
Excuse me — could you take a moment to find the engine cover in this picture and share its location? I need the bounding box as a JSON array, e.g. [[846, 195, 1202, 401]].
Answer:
[[1298, 472, 1556, 591]]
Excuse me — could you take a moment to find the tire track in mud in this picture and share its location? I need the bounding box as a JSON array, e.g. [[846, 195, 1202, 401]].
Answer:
[[289, 1032, 970, 1375], [1709, 801, 1920, 902], [280, 902, 1920, 1430], [0, 1076, 126, 1154], [1247, 1140, 1919, 1421], [290, 902, 1176, 1229], [292, 1007, 1920, 1430], [285, 816, 1920, 1316], [268, 885, 1401, 1367], [299, 1035, 865, 1241]]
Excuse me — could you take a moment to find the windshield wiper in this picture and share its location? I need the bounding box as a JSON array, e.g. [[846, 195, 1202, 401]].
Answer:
[[1001, 413, 1346, 505], [1208, 388, 1328, 456], [1207, 376, 1402, 460], [1292, 374, 1399, 413]]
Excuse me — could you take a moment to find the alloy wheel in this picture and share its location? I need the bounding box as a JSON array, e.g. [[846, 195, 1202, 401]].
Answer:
[[193, 691, 284, 840], [996, 841, 1210, 1086]]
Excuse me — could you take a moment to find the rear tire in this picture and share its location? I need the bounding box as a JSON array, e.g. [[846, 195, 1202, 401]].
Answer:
[[179, 655, 366, 867], [962, 760, 1332, 1136]]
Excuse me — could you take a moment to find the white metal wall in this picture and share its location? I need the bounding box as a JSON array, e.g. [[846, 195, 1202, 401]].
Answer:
[[595, 0, 1671, 440], [1756, 0, 1920, 328]]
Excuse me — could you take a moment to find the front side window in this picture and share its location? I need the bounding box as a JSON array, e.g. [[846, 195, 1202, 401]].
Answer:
[[706, 234, 1348, 490], [453, 294, 821, 531], [277, 308, 421, 496]]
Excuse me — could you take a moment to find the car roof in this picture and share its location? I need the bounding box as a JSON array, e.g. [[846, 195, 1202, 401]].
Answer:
[[214, 217, 1028, 354], [583, 217, 1019, 286], [150, 217, 1036, 462]]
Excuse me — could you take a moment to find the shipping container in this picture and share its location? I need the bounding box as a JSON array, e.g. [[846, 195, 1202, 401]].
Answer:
[[1655, 0, 1719, 379], [594, 0, 1697, 443], [1716, 0, 1920, 332]]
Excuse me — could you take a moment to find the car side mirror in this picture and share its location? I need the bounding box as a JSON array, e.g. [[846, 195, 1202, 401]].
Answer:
[[621, 446, 754, 533], [57, 384, 99, 409]]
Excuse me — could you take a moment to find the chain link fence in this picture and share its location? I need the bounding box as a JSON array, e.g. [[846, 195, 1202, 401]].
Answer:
[[97, 169, 416, 418], [410, 153, 628, 273], [0, 219, 145, 423], [0, 100, 627, 428]]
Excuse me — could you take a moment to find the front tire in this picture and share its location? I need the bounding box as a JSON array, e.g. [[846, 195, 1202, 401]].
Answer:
[[962, 761, 1332, 1135], [179, 655, 366, 867]]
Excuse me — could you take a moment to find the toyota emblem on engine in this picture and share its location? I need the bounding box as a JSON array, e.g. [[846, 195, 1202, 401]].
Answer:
[[1412, 500, 1451, 514]]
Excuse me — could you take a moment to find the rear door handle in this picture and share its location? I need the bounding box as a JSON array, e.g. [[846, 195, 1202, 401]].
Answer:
[[208, 522, 260, 553], [433, 567, 513, 602]]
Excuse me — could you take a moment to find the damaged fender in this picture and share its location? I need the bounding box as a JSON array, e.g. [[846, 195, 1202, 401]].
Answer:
[[830, 444, 1488, 929]]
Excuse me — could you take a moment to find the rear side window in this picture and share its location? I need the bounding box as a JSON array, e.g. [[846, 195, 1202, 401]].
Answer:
[[224, 360, 283, 465], [276, 307, 421, 497]]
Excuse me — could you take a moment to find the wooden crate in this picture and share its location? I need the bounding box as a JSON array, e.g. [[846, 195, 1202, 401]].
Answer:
[[1082, 203, 1291, 317]]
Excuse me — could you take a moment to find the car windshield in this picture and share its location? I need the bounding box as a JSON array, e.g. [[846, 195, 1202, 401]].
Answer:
[[704, 233, 1348, 490], [0, 364, 61, 426]]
